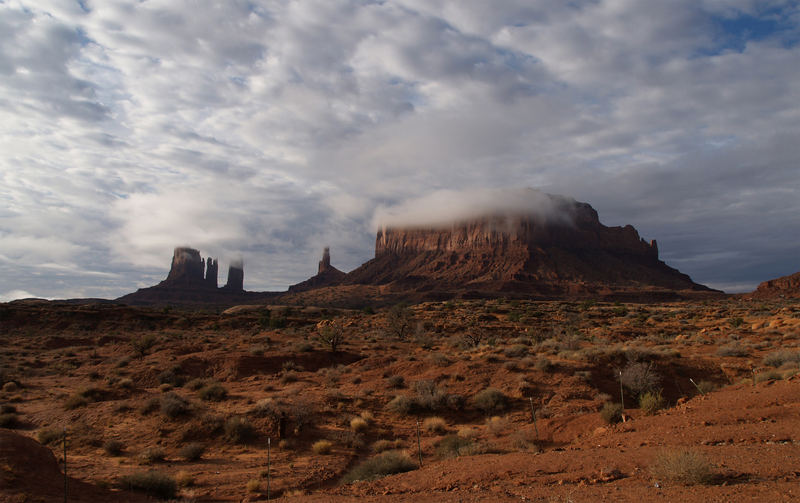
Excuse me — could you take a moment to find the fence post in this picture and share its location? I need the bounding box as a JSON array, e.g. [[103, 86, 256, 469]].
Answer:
[[416, 420, 423, 467], [63, 428, 67, 503], [529, 397, 539, 440], [267, 437, 271, 501], [618, 370, 625, 410], [689, 378, 705, 396]]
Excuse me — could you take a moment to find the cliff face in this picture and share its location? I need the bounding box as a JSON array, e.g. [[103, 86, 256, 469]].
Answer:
[[288, 248, 346, 293], [343, 197, 708, 295], [117, 248, 271, 306], [751, 271, 800, 299]]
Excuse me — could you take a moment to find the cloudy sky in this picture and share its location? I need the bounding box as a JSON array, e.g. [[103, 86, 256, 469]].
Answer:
[[1, 0, 799, 301]]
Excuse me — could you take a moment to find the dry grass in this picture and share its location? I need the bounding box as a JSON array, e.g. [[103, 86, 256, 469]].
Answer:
[[650, 448, 714, 485]]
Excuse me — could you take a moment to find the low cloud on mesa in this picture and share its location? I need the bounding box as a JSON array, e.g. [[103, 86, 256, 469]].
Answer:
[[1, 1, 799, 299]]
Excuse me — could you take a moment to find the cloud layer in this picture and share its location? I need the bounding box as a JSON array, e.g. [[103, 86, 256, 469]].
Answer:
[[1, 0, 799, 299]]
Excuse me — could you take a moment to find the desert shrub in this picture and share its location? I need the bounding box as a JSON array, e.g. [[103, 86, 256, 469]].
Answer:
[[140, 397, 160, 415], [695, 380, 717, 394], [716, 343, 748, 357], [386, 395, 415, 415], [224, 416, 255, 444], [198, 382, 228, 402], [510, 429, 540, 452], [639, 391, 665, 415], [160, 392, 190, 418], [312, 439, 333, 454], [427, 352, 450, 367], [117, 378, 134, 390], [473, 388, 508, 414], [763, 350, 800, 368], [386, 375, 405, 388], [350, 417, 368, 433], [250, 398, 283, 420], [372, 439, 400, 453], [413, 380, 449, 411], [436, 434, 473, 458], [139, 447, 165, 464], [294, 341, 313, 352], [2, 381, 19, 392], [131, 334, 158, 357], [620, 361, 659, 398], [158, 368, 186, 388], [534, 357, 553, 372], [280, 371, 299, 384], [175, 470, 194, 487], [342, 450, 416, 483], [457, 427, 478, 439], [485, 416, 510, 436], [186, 378, 208, 391], [179, 442, 205, 461], [0, 404, 16, 414], [504, 344, 528, 358], [103, 439, 125, 456], [728, 317, 744, 328], [38, 428, 63, 445], [0, 413, 19, 428], [755, 370, 783, 383], [600, 402, 623, 424], [650, 448, 714, 485], [422, 416, 447, 434], [246, 478, 261, 493], [118, 471, 177, 500], [64, 394, 88, 410]]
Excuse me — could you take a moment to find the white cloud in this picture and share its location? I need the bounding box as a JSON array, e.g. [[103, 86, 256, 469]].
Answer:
[[0, 0, 799, 297]]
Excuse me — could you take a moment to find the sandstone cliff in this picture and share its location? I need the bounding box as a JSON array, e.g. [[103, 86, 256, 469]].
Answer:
[[340, 195, 710, 297], [751, 270, 800, 299], [288, 248, 346, 293]]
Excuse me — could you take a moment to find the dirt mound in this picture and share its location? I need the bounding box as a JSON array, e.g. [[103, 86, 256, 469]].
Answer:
[[0, 430, 146, 503]]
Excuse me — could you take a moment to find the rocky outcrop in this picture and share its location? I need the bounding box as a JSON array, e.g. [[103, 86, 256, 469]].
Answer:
[[289, 248, 347, 293], [205, 258, 218, 288], [223, 262, 245, 292], [340, 194, 711, 297], [751, 271, 800, 299], [117, 249, 277, 306]]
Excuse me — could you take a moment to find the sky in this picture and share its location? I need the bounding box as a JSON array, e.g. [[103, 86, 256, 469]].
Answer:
[[1, 0, 799, 301]]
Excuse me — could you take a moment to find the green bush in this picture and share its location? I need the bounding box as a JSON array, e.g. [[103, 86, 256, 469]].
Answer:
[[600, 402, 623, 424], [650, 448, 714, 485], [473, 388, 508, 414], [639, 391, 665, 415], [198, 382, 228, 402], [118, 471, 177, 499], [341, 450, 416, 483]]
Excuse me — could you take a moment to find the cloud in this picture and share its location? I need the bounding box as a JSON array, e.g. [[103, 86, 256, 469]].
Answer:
[[0, 290, 39, 302], [1, 1, 799, 297], [373, 188, 575, 229]]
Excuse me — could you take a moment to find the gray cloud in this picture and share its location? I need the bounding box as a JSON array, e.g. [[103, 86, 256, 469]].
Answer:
[[1, 1, 799, 300]]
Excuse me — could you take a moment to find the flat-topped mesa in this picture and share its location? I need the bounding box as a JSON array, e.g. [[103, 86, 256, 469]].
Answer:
[[375, 209, 659, 261], [342, 194, 706, 294]]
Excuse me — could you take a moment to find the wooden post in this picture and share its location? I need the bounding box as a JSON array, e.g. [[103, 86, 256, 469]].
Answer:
[[689, 378, 704, 396], [267, 437, 271, 501], [63, 428, 67, 503], [416, 420, 423, 467], [618, 370, 625, 410], [529, 397, 539, 440]]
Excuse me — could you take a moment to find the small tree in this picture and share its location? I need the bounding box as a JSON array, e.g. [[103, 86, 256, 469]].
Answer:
[[317, 319, 345, 353], [386, 304, 415, 340]]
